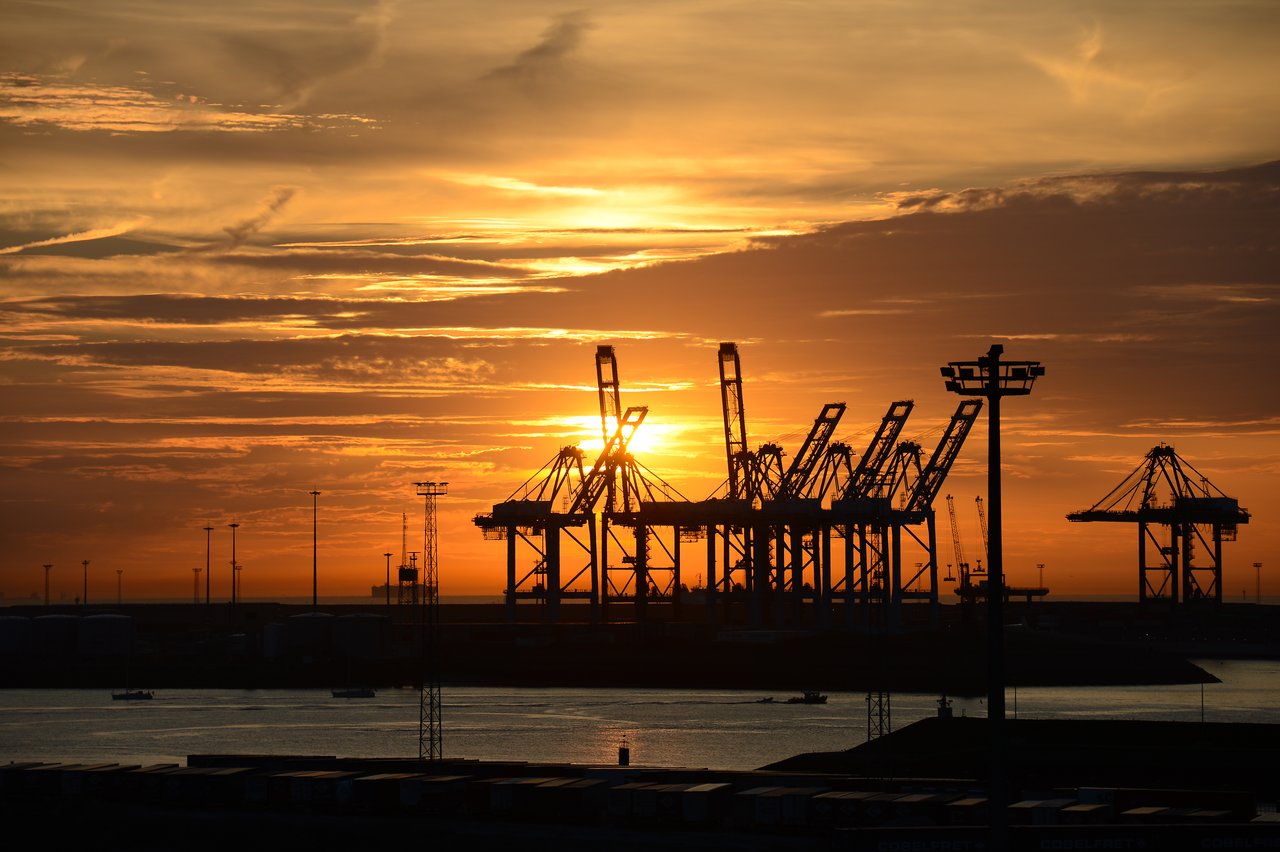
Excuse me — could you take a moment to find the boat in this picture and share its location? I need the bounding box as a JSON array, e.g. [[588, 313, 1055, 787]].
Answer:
[[331, 687, 376, 699], [112, 689, 154, 701], [757, 697, 775, 703], [785, 690, 827, 705]]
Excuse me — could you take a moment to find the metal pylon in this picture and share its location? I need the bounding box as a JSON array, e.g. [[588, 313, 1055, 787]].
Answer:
[[415, 481, 448, 761]]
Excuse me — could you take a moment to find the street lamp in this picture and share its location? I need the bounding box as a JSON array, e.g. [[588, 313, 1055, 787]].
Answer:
[[43, 564, 52, 606], [204, 523, 213, 606], [1037, 562, 1045, 589], [116, 569, 123, 605], [384, 552, 393, 606], [82, 559, 89, 606], [942, 343, 1044, 852], [228, 521, 240, 606], [1255, 562, 1263, 605], [311, 489, 321, 608]]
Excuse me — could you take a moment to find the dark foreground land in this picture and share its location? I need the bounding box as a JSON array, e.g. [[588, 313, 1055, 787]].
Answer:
[[4, 716, 1278, 850], [1, 599, 1276, 690]]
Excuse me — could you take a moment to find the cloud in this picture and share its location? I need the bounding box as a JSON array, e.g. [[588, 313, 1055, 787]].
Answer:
[[0, 216, 151, 256], [482, 10, 595, 88], [0, 73, 376, 134]]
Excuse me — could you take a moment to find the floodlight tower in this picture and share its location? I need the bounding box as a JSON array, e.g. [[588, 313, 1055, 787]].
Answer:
[[43, 564, 52, 606], [941, 343, 1044, 852], [414, 480, 449, 762]]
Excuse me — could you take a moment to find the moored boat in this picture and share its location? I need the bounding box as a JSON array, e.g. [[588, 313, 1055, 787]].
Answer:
[[112, 689, 154, 701]]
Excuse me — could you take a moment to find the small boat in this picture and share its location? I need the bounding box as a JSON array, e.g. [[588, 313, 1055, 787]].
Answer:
[[757, 697, 775, 703], [112, 689, 154, 701], [332, 687, 376, 699], [785, 690, 827, 705]]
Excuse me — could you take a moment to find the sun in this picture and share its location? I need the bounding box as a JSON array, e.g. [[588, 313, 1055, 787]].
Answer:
[[575, 415, 675, 459]]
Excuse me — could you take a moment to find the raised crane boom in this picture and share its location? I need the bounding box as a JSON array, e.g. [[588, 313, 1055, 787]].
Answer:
[[718, 342, 751, 500], [844, 400, 914, 500], [596, 344, 622, 444], [946, 494, 966, 572], [568, 406, 648, 515], [779, 403, 847, 499], [905, 399, 983, 515]]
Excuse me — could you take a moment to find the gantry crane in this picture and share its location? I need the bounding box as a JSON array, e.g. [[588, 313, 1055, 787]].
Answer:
[[768, 402, 847, 623], [590, 346, 689, 618], [829, 401, 915, 624], [888, 399, 983, 624], [1067, 444, 1250, 604]]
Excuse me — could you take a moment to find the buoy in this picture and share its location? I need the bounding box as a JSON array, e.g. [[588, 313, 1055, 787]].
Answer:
[[618, 735, 630, 766]]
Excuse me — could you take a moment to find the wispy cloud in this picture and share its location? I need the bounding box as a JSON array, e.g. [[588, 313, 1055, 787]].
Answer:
[[0, 73, 376, 134], [0, 216, 151, 256]]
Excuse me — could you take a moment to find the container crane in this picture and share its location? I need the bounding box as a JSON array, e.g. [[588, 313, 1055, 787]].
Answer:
[[1067, 444, 1250, 604]]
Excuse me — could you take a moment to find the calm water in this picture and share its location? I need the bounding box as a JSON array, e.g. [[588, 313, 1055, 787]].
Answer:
[[1, 659, 1276, 771]]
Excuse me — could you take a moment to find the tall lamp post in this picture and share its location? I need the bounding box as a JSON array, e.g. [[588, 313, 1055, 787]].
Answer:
[[116, 569, 123, 605], [941, 343, 1044, 851], [43, 564, 52, 606], [193, 567, 202, 605], [82, 559, 89, 606], [384, 552, 393, 606], [1255, 562, 1263, 604], [229, 521, 240, 606], [204, 523, 213, 606], [311, 490, 321, 608]]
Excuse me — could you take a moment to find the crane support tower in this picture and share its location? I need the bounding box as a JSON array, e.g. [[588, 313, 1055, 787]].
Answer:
[[414, 480, 448, 762], [1067, 444, 1250, 604]]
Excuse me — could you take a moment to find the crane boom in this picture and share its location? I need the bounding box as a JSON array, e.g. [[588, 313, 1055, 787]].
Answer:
[[780, 402, 846, 498], [569, 406, 647, 514], [975, 495, 989, 563], [844, 401, 914, 499], [946, 494, 965, 572], [596, 344, 622, 444], [905, 399, 983, 514], [718, 342, 751, 500]]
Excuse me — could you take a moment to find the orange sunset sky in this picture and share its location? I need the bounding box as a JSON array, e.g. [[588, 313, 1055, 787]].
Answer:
[[1, 1, 1277, 603]]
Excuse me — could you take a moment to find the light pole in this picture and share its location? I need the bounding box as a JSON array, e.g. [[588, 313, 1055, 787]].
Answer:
[[204, 523, 213, 605], [311, 489, 321, 608], [1037, 562, 1045, 589], [384, 552, 393, 606], [82, 559, 89, 606], [942, 343, 1044, 852], [193, 567, 202, 605], [235, 563, 243, 602], [116, 569, 123, 605], [1255, 562, 1263, 604], [229, 522, 240, 606], [43, 564, 52, 606]]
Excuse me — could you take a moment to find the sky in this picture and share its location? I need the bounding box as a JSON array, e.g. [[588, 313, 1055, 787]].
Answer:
[[1, 0, 1277, 604]]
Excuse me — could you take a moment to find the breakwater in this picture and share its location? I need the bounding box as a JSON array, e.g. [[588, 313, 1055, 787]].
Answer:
[[1, 600, 1274, 690]]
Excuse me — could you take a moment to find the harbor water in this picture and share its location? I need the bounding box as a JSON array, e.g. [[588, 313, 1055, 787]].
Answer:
[[1, 659, 1276, 771]]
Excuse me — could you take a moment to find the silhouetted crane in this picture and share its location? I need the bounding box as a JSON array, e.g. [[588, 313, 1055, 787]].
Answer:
[[1067, 444, 1250, 604]]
